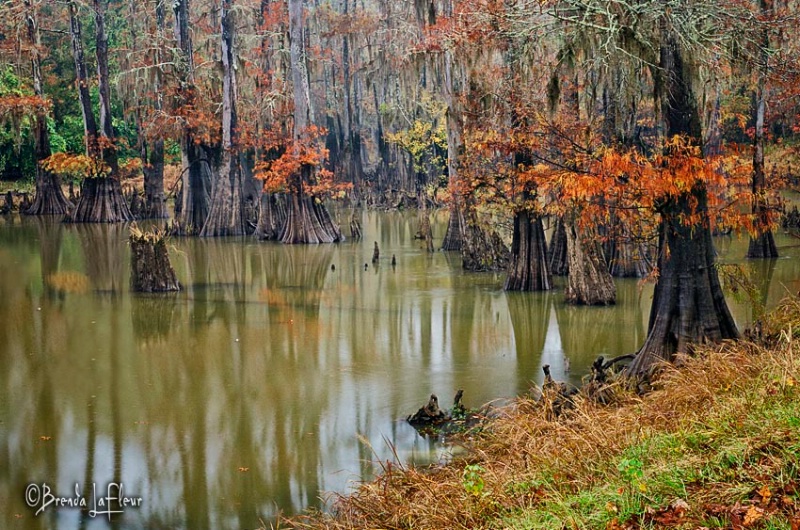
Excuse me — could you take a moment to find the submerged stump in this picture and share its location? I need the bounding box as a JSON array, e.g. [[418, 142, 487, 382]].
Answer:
[[407, 390, 483, 436], [129, 225, 181, 292]]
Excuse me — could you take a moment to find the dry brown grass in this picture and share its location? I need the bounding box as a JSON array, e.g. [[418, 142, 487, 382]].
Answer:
[[275, 298, 800, 530]]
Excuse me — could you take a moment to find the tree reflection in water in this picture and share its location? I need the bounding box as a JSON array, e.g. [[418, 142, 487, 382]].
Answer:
[[1, 214, 796, 528]]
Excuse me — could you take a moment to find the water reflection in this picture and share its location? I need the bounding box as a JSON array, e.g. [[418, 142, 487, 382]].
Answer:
[[506, 291, 552, 392], [1, 211, 799, 529]]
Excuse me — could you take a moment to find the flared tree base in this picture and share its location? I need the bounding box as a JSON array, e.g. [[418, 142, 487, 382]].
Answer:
[[564, 221, 615, 305], [504, 211, 551, 291], [441, 204, 463, 251], [65, 177, 133, 223], [628, 211, 739, 377], [461, 210, 509, 272], [746, 230, 778, 259], [280, 194, 342, 244], [548, 217, 569, 276], [25, 171, 73, 216]]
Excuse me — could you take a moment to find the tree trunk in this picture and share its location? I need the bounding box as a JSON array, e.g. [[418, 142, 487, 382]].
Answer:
[[441, 202, 463, 251], [68, 0, 98, 155], [606, 223, 652, 278], [256, 193, 286, 240], [172, 0, 210, 234], [460, 208, 509, 272], [417, 192, 435, 253], [746, 13, 778, 259], [200, 0, 244, 237], [138, 0, 168, 220], [68, 178, 134, 223], [142, 139, 168, 219], [607, 238, 652, 278], [280, 193, 341, 244], [65, 0, 132, 223], [564, 220, 615, 305], [441, 41, 464, 251], [24, 0, 72, 216], [130, 227, 181, 292], [548, 216, 569, 276], [628, 33, 738, 376], [505, 210, 551, 291], [279, 0, 341, 244], [629, 189, 739, 374]]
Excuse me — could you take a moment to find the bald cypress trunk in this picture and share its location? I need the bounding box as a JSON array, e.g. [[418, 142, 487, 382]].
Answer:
[[548, 217, 569, 276], [441, 40, 463, 252], [280, 0, 341, 244], [142, 139, 168, 219], [200, 0, 244, 237], [746, 11, 778, 259], [564, 220, 615, 305], [505, 210, 551, 291], [65, 0, 132, 224], [24, 0, 72, 216], [606, 222, 652, 278], [173, 0, 211, 234], [460, 207, 509, 272], [130, 227, 181, 292], [628, 33, 738, 376], [139, 0, 168, 220], [256, 193, 286, 240]]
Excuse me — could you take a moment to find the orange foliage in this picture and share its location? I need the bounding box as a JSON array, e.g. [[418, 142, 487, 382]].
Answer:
[[42, 152, 109, 179], [254, 125, 352, 198], [461, 119, 776, 241], [0, 94, 51, 117]]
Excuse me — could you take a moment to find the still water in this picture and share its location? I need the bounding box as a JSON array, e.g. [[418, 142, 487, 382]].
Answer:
[[1, 211, 799, 529]]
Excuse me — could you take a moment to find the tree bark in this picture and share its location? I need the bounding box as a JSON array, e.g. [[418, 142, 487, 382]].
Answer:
[[746, 5, 778, 259], [23, 0, 72, 216], [139, 0, 168, 220], [142, 139, 168, 219], [65, 0, 133, 223], [460, 207, 509, 272], [441, 43, 464, 251], [605, 222, 652, 278], [417, 191, 435, 253], [200, 0, 245, 237], [505, 210, 551, 291], [564, 220, 615, 305], [68, 0, 98, 158], [173, 0, 211, 234], [548, 216, 569, 276], [130, 227, 181, 292], [256, 193, 286, 240], [628, 33, 738, 376], [629, 189, 739, 374], [280, 0, 341, 244]]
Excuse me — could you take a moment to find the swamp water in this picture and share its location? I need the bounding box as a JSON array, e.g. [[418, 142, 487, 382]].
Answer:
[[1, 211, 799, 529]]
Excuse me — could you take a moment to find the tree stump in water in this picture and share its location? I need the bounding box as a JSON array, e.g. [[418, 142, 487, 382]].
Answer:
[[129, 225, 181, 292], [372, 241, 380, 263], [1, 192, 13, 214], [349, 213, 362, 239], [407, 394, 446, 426]]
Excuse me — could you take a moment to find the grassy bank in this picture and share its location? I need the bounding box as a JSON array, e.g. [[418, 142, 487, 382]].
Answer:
[[283, 298, 800, 529]]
